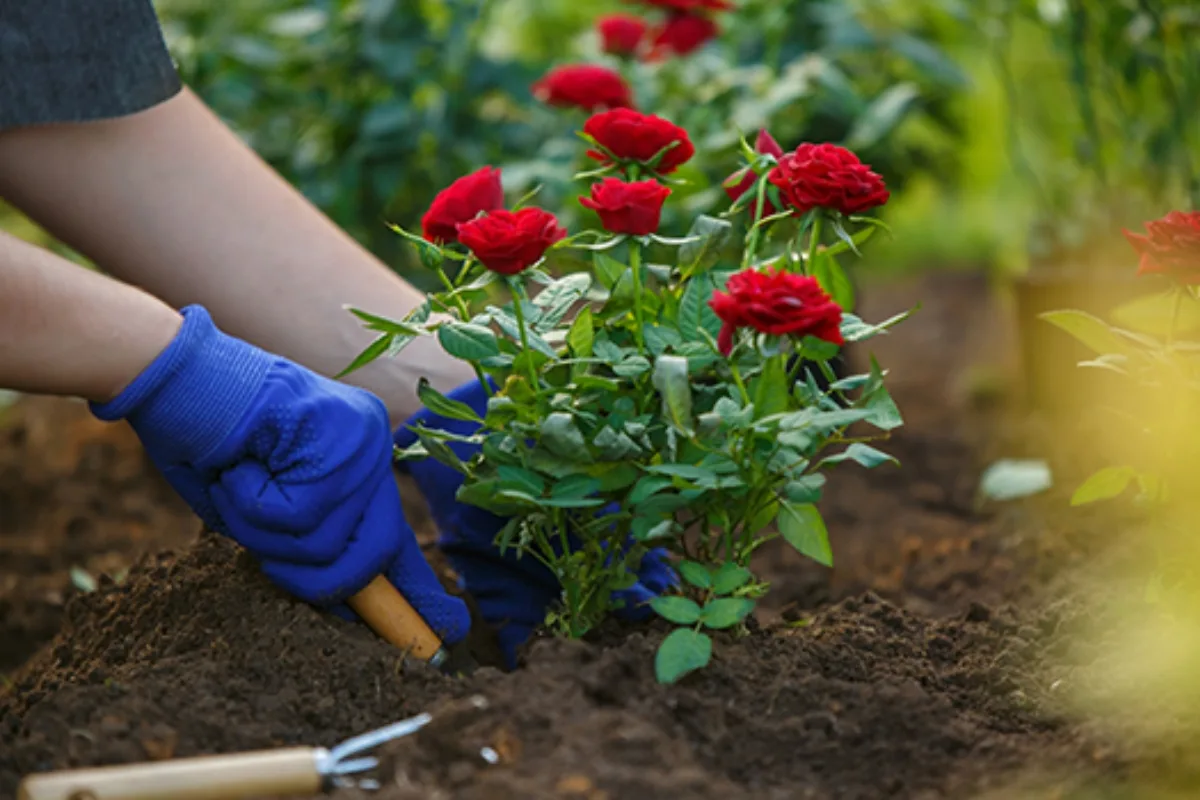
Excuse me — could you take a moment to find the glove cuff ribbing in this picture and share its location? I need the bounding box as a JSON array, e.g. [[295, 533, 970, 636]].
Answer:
[[89, 305, 273, 464]]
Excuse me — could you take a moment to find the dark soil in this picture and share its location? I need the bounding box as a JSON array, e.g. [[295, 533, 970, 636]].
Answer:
[[0, 271, 1189, 799]]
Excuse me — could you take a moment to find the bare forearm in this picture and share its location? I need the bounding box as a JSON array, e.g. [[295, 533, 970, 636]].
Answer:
[[0, 88, 472, 425], [0, 230, 181, 402]]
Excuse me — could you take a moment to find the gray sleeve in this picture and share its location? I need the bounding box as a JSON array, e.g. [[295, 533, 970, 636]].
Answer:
[[0, 0, 182, 131]]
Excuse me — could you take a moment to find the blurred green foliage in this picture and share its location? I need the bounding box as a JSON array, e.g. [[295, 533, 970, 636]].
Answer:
[[958, 0, 1200, 270], [151, 0, 970, 286]]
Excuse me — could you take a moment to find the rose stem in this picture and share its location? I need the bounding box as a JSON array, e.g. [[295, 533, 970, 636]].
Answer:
[[805, 214, 823, 277], [508, 276, 542, 393], [437, 260, 493, 396], [629, 239, 647, 355]]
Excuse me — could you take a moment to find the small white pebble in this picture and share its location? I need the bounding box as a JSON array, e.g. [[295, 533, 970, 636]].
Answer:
[[480, 747, 500, 765]]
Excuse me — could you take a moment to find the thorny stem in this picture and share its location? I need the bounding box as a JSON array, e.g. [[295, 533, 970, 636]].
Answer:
[[437, 262, 493, 396], [509, 277, 542, 394], [629, 240, 647, 355]]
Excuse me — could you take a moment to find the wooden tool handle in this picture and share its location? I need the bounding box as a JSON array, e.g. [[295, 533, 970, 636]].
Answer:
[[347, 575, 446, 663], [17, 747, 323, 800]]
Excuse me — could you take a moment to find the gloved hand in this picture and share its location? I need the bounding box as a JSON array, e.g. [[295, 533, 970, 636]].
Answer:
[[394, 379, 678, 667], [89, 305, 470, 644]]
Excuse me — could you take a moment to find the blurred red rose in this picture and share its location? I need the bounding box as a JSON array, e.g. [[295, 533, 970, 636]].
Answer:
[[648, 13, 720, 57], [768, 143, 889, 216], [457, 208, 567, 276], [579, 177, 672, 235], [628, 0, 734, 10], [723, 129, 785, 218], [583, 108, 695, 175], [532, 65, 634, 112], [598, 14, 648, 56], [709, 268, 844, 355], [421, 166, 505, 244], [1124, 211, 1200, 283]]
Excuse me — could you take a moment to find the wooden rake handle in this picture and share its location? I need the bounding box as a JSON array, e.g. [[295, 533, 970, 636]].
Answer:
[[17, 747, 324, 800]]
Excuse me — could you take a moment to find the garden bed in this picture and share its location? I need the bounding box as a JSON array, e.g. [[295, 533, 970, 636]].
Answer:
[[0, 271, 1182, 798]]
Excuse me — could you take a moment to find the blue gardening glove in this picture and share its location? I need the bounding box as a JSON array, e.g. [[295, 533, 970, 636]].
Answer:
[[89, 305, 470, 645], [394, 379, 678, 666]]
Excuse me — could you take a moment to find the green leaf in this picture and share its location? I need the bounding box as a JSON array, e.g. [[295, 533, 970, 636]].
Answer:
[[652, 355, 694, 434], [644, 463, 719, 483], [347, 307, 424, 337], [650, 596, 703, 624], [715, 396, 754, 428], [860, 356, 903, 431], [810, 251, 855, 313], [701, 597, 756, 629], [820, 443, 898, 469], [1039, 310, 1135, 357], [613, 356, 652, 377], [387, 222, 443, 270], [655, 629, 713, 684], [677, 271, 726, 342], [753, 357, 789, 418], [1071, 466, 1137, 506], [535, 273, 593, 329], [784, 474, 826, 503], [540, 413, 591, 461], [337, 333, 393, 378], [416, 378, 483, 423], [490, 308, 558, 357], [496, 465, 545, 497], [1112, 290, 1200, 338], [438, 322, 501, 361], [633, 517, 675, 541], [552, 475, 601, 500], [841, 308, 914, 342], [411, 427, 468, 474], [594, 253, 626, 290], [629, 475, 674, 505], [711, 563, 752, 595], [679, 561, 713, 590], [778, 502, 833, 566], [593, 427, 643, 460], [567, 307, 594, 359], [678, 215, 734, 273]]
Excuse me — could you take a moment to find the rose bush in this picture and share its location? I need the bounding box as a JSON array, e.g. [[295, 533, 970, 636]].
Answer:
[[347, 111, 907, 683]]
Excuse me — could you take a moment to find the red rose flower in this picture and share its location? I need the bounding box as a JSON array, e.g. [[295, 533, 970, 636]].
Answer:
[[579, 177, 672, 235], [421, 166, 505, 244], [627, 0, 734, 10], [583, 108, 695, 175], [598, 14, 647, 56], [457, 208, 567, 276], [768, 143, 889, 216], [723, 129, 785, 218], [1124, 211, 1200, 283], [648, 12, 720, 57], [709, 268, 844, 356], [532, 64, 634, 112]]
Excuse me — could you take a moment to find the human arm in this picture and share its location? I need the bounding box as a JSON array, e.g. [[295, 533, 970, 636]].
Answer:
[[0, 228, 181, 402], [0, 86, 474, 426]]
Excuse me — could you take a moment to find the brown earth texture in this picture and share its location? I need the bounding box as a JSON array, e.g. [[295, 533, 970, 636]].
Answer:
[[3, 270, 1198, 799]]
